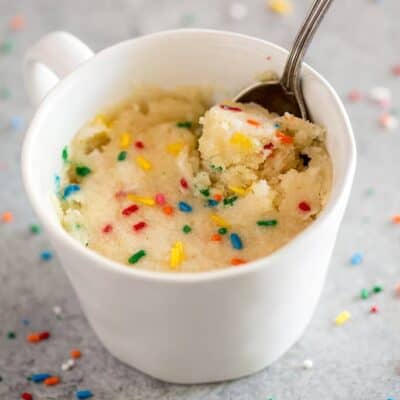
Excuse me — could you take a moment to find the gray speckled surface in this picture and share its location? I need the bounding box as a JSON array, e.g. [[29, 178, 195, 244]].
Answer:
[[1, 0, 400, 399]]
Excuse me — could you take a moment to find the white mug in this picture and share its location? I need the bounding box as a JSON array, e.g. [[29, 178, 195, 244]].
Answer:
[[22, 30, 356, 384]]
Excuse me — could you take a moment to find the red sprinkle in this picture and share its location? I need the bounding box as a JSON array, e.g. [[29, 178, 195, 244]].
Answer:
[[220, 104, 242, 112], [263, 143, 274, 150], [39, 331, 50, 340], [102, 224, 113, 233], [370, 305, 378, 314], [180, 178, 189, 189], [392, 65, 400, 77], [122, 204, 139, 216], [298, 201, 311, 212], [135, 141, 144, 149], [21, 393, 33, 400], [247, 119, 261, 127], [133, 221, 147, 231]]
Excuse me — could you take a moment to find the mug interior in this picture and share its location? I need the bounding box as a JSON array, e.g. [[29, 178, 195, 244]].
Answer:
[[23, 29, 356, 276]]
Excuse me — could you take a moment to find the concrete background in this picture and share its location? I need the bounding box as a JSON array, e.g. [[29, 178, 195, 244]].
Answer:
[[1, 0, 400, 399]]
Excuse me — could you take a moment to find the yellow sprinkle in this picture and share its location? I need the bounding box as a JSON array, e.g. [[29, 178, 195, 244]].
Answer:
[[166, 142, 184, 156], [127, 194, 155, 206], [170, 241, 184, 269], [136, 156, 152, 171], [229, 186, 247, 196], [210, 214, 231, 228], [93, 114, 111, 127], [334, 310, 351, 326], [230, 132, 253, 150], [268, 0, 293, 15], [119, 132, 132, 149]]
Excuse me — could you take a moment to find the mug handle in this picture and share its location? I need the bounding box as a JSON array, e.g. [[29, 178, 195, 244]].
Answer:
[[23, 31, 94, 106]]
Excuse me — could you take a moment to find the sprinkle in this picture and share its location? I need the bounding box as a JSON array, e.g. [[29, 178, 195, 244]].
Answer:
[[135, 156, 152, 170], [298, 201, 311, 212], [76, 165, 92, 177], [102, 224, 113, 233], [127, 194, 155, 206], [373, 285, 383, 293], [210, 214, 230, 228], [230, 233, 243, 250], [176, 121, 192, 128], [223, 196, 238, 206], [27, 333, 41, 343], [392, 65, 400, 76], [350, 252, 363, 265], [135, 140, 144, 149], [170, 241, 184, 269], [7, 331, 16, 339], [53, 305, 62, 315], [122, 204, 139, 216], [70, 349, 82, 359], [0, 87, 11, 99], [276, 131, 294, 144], [1, 211, 13, 223], [370, 305, 378, 314], [379, 113, 398, 130], [93, 114, 111, 127], [360, 288, 370, 299], [119, 132, 131, 149], [166, 142, 184, 156], [0, 39, 13, 54], [200, 188, 210, 197], [218, 227, 228, 235], [182, 225, 192, 234], [178, 201, 193, 213], [61, 359, 75, 371], [211, 234, 222, 242], [207, 199, 219, 207], [257, 219, 278, 227], [22, 319, 30, 326], [10, 116, 24, 131], [21, 393, 33, 400], [303, 359, 313, 369], [63, 184, 80, 198], [30, 373, 51, 383], [246, 118, 261, 126], [180, 178, 189, 189], [213, 193, 223, 202], [75, 390, 94, 399], [40, 251, 53, 261], [395, 282, 400, 297], [229, 2, 248, 20], [231, 257, 246, 266], [230, 132, 252, 150], [117, 151, 127, 161], [334, 310, 351, 325], [220, 104, 242, 112], [347, 90, 362, 102], [128, 250, 146, 264], [392, 215, 400, 224], [133, 221, 147, 232], [369, 86, 391, 103], [155, 193, 166, 205], [39, 331, 50, 340], [62, 146, 68, 162], [229, 186, 247, 196], [268, 0, 293, 15], [44, 376, 60, 386], [162, 205, 174, 215], [10, 15, 25, 31], [30, 224, 41, 234], [264, 143, 274, 150]]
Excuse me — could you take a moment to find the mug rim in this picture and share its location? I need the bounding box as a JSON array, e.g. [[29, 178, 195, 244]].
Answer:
[[22, 28, 357, 283]]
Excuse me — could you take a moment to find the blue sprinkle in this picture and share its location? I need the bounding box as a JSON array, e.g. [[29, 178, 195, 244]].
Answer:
[[207, 199, 218, 207], [22, 319, 30, 326], [274, 123, 281, 129], [230, 233, 243, 250], [178, 201, 192, 213], [76, 390, 94, 399], [31, 373, 51, 383], [9, 116, 24, 131], [40, 250, 53, 261], [63, 184, 80, 198], [350, 252, 363, 265]]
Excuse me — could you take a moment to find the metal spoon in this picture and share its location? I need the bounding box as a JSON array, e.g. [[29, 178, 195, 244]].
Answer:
[[234, 0, 334, 121]]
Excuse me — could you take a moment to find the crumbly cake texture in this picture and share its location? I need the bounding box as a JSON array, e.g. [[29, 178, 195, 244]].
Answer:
[[58, 87, 332, 272]]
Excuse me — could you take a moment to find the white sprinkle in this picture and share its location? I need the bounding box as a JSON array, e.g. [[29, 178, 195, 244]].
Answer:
[[303, 359, 313, 369], [369, 86, 391, 103], [53, 305, 62, 315], [229, 2, 248, 20], [67, 359, 75, 367], [62, 358, 75, 371]]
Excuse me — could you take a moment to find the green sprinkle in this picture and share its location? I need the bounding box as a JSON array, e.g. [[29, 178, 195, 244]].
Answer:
[[29, 224, 41, 234], [373, 285, 383, 293], [128, 250, 146, 264], [200, 188, 210, 197], [62, 146, 68, 162], [257, 219, 278, 227], [0, 87, 11, 100], [0, 39, 13, 54], [218, 227, 228, 235], [76, 165, 92, 177], [7, 331, 16, 339], [360, 288, 370, 299], [176, 121, 192, 129], [118, 150, 128, 161], [223, 196, 238, 206], [182, 225, 192, 234]]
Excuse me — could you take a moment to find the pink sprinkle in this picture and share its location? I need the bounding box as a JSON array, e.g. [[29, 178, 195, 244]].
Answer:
[[122, 204, 139, 216], [263, 143, 274, 150], [133, 221, 147, 231], [135, 141, 144, 149], [266, 56, 272, 61], [220, 104, 242, 112], [115, 190, 126, 199], [392, 65, 400, 76], [155, 193, 166, 205], [298, 201, 311, 212], [394, 282, 400, 296], [370, 305, 378, 314], [102, 224, 113, 233], [347, 90, 362, 102], [180, 178, 189, 189]]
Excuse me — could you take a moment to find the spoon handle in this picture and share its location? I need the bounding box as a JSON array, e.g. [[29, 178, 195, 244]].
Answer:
[[281, 0, 334, 93]]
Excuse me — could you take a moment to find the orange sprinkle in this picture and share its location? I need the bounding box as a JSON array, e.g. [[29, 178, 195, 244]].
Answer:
[[231, 257, 246, 266], [44, 376, 60, 386], [392, 215, 400, 224], [211, 234, 222, 242], [247, 119, 261, 127], [213, 193, 223, 202], [10, 15, 25, 31], [162, 205, 174, 215], [276, 131, 294, 144], [27, 333, 41, 343], [70, 349, 82, 359], [1, 211, 13, 223]]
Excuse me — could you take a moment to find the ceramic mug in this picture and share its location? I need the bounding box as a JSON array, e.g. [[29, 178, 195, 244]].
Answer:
[[22, 29, 356, 384]]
